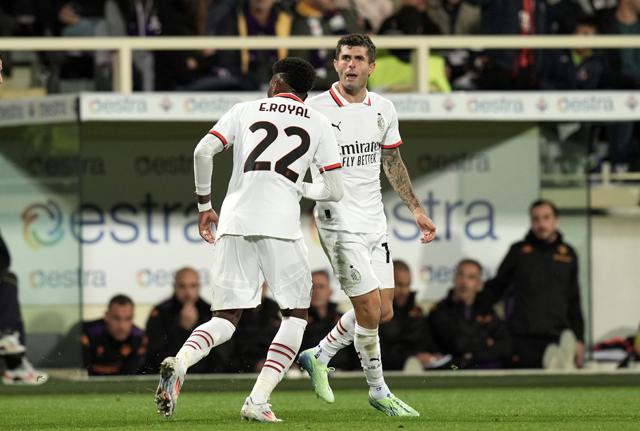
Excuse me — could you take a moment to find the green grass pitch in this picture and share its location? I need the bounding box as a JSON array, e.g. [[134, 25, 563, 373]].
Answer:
[[1, 386, 639, 431]]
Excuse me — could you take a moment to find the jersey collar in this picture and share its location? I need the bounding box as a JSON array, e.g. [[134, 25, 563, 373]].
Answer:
[[329, 82, 371, 107], [274, 93, 305, 103]]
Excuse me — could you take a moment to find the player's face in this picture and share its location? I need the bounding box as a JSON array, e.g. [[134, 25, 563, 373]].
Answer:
[[174, 269, 200, 304], [393, 267, 411, 306], [530, 204, 559, 242], [333, 45, 375, 93], [311, 273, 332, 307], [105, 303, 134, 342], [453, 263, 482, 303]]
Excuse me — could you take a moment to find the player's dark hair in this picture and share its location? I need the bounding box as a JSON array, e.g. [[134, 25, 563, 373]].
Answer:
[[393, 259, 410, 273], [335, 33, 376, 63], [272, 57, 317, 94], [456, 259, 483, 274], [529, 199, 559, 217], [108, 294, 134, 308]]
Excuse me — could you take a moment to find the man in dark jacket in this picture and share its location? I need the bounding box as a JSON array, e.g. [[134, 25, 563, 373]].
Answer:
[[82, 294, 147, 375], [477, 199, 585, 368], [379, 260, 424, 370], [429, 259, 512, 369], [144, 267, 215, 373], [301, 270, 357, 370]]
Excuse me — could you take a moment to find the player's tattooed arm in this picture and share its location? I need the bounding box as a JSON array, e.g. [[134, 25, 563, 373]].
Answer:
[[381, 147, 420, 212], [382, 147, 436, 243]]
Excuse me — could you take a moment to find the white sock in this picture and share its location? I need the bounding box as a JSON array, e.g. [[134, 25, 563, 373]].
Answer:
[[249, 316, 307, 404], [354, 323, 390, 400], [316, 308, 356, 365], [175, 317, 235, 369]]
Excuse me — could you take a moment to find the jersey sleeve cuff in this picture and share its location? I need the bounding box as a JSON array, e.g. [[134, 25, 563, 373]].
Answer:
[[209, 130, 229, 148], [319, 163, 342, 173], [382, 139, 403, 149]]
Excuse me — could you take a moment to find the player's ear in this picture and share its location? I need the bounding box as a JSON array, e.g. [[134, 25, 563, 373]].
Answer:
[[368, 61, 376, 77], [333, 58, 338, 72]]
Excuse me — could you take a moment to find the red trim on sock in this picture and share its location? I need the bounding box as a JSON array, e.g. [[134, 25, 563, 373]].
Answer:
[[192, 333, 211, 348], [184, 341, 200, 350], [264, 359, 285, 370], [335, 326, 344, 336], [268, 348, 292, 361], [337, 320, 346, 334], [193, 330, 215, 346], [271, 343, 295, 356], [327, 333, 336, 342], [263, 364, 282, 373]]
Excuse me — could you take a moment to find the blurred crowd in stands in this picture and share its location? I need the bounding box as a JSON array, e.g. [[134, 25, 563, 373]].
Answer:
[[0, 0, 638, 93], [1, 1, 640, 171]]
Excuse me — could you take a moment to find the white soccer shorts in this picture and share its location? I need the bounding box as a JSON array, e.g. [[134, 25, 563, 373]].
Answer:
[[210, 234, 312, 311], [317, 228, 394, 298]]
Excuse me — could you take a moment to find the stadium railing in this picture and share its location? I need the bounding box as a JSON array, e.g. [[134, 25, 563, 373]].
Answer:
[[2, 35, 640, 93]]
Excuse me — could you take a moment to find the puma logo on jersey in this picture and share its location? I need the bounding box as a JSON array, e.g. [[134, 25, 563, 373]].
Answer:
[[331, 121, 342, 131]]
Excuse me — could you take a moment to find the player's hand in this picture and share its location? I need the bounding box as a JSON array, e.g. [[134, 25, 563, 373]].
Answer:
[[413, 208, 436, 244], [198, 209, 218, 243], [180, 303, 198, 330]]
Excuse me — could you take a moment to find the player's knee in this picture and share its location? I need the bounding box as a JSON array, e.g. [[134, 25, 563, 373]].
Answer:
[[380, 308, 394, 324]]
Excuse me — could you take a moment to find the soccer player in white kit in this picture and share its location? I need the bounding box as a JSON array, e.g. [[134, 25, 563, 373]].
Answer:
[[154, 58, 344, 422], [297, 34, 437, 416]]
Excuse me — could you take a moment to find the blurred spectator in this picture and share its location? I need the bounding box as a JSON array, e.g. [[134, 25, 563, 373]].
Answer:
[[428, 259, 512, 369], [347, 0, 394, 32], [426, 0, 481, 35], [379, 0, 441, 63], [373, 1, 451, 92], [290, 0, 362, 90], [378, 260, 425, 370], [477, 200, 585, 369], [232, 282, 281, 372], [82, 294, 147, 375], [469, 0, 550, 90], [600, 0, 640, 172], [300, 270, 357, 370], [0, 229, 48, 385], [144, 267, 217, 373], [112, 0, 162, 91], [154, 0, 202, 90], [540, 16, 605, 90], [51, 0, 113, 90]]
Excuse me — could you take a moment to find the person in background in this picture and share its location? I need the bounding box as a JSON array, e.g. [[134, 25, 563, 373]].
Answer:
[[82, 294, 147, 375], [476, 200, 585, 369], [379, 260, 426, 370], [300, 270, 357, 370], [144, 267, 215, 373], [428, 259, 512, 369], [0, 229, 49, 385]]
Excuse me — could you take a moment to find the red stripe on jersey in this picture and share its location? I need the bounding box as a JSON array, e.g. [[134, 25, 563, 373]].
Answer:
[[366, 96, 371, 106], [263, 364, 282, 373], [193, 330, 215, 346], [192, 333, 211, 348], [271, 342, 296, 356], [329, 87, 344, 107], [209, 130, 228, 148], [319, 163, 342, 173], [382, 139, 403, 149], [275, 93, 304, 103], [268, 348, 293, 361]]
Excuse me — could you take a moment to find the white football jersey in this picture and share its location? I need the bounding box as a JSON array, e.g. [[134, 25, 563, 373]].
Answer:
[[308, 83, 402, 234], [210, 93, 341, 240]]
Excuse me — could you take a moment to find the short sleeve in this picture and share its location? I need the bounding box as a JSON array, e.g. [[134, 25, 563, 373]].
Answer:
[[381, 104, 402, 149], [314, 118, 342, 173], [208, 104, 240, 149]]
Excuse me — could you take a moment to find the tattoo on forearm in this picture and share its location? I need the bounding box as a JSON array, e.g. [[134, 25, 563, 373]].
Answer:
[[381, 148, 421, 212]]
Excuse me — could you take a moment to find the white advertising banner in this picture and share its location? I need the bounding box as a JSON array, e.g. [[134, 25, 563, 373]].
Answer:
[[74, 91, 640, 123], [0, 95, 77, 127]]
